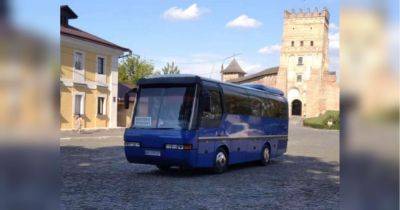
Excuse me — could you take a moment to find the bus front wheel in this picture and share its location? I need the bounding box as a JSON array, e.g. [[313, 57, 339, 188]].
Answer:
[[213, 148, 228, 173], [260, 146, 271, 166]]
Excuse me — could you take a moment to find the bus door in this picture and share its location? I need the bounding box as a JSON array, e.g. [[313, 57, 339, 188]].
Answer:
[[197, 82, 224, 159]]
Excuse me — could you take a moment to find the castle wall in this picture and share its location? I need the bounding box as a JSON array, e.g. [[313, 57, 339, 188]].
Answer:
[[222, 73, 240, 82], [322, 73, 339, 112], [240, 74, 277, 87]]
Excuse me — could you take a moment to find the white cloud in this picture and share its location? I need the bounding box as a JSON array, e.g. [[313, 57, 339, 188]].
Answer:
[[330, 23, 339, 31], [226, 15, 262, 28], [328, 31, 340, 73], [238, 59, 262, 73], [258, 44, 281, 54], [163, 4, 204, 21], [329, 32, 340, 49]]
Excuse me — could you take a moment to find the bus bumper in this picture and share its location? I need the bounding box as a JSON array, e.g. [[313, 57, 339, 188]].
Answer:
[[124, 146, 198, 168]]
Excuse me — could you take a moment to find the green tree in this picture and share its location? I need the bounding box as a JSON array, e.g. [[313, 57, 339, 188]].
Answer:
[[159, 61, 180, 75], [119, 56, 154, 85]]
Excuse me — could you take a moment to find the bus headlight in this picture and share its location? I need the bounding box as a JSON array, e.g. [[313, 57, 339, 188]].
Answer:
[[125, 141, 141, 147], [165, 144, 192, 150]]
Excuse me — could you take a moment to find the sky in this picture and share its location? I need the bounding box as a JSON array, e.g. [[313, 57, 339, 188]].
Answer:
[[19, 0, 339, 80]]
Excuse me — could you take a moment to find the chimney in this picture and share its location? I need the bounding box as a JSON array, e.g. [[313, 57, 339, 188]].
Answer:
[[60, 5, 78, 26]]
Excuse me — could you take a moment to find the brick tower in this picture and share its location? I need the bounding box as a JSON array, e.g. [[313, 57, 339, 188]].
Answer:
[[276, 7, 331, 117], [221, 58, 246, 82]]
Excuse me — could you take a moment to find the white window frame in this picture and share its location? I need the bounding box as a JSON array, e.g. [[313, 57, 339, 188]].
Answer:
[[73, 50, 86, 82], [72, 92, 85, 116], [96, 94, 107, 116]]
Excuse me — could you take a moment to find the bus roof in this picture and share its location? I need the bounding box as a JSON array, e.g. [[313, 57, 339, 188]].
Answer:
[[137, 74, 286, 101]]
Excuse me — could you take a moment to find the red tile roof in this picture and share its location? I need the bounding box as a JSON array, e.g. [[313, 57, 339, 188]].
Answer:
[[61, 25, 131, 52], [228, 66, 279, 83]]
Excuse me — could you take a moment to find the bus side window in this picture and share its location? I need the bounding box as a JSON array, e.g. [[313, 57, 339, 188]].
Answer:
[[262, 98, 281, 118], [200, 88, 222, 128], [249, 96, 262, 117], [262, 98, 272, 118], [279, 101, 288, 119]]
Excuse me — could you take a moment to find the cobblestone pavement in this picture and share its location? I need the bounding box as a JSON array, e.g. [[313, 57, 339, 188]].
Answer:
[[61, 124, 339, 209]]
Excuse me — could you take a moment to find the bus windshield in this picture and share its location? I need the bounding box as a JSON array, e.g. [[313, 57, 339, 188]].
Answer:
[[133, 85, 195, 129]]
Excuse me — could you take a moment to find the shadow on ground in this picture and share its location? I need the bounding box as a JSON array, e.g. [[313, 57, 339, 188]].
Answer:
[[61, 145, 339, 209]]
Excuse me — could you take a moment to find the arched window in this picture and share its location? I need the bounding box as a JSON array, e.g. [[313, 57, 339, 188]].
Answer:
[[291, 99, 302, 116]]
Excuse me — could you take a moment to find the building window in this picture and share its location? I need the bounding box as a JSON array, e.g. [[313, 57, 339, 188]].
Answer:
[[74, 94, 84, 115], [97, 97, 105, 115], [300, 41, 304, 46], [97, 57, 105, 74], [291, 41, 294, 47], [74, 52, 83, 70], [297, 74, 302, 82], [298, 57, 303, 65], [310, 41, 314, 46]]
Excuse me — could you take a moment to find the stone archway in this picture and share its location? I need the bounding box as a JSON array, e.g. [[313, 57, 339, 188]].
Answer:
[[291, 99, 302, 116]]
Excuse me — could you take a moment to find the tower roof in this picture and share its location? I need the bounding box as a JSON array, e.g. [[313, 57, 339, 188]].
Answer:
[[221, 59, 246, 74]]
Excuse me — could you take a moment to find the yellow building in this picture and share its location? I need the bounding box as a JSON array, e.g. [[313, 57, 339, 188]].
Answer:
[[60, 5, 131, 130]]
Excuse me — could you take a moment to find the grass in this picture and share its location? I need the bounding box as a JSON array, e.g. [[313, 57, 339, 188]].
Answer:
[[303, 110, 340, 130]]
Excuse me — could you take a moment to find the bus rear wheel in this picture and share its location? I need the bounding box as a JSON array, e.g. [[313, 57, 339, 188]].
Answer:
[[213, 148, 228, 173], [260, 146, 271, 166]]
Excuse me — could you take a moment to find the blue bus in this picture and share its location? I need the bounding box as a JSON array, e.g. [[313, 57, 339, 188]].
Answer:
[[123, 75, 288, 173]]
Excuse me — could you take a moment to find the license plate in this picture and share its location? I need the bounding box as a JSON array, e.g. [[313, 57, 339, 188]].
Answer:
[[145, 150, 161, 156]]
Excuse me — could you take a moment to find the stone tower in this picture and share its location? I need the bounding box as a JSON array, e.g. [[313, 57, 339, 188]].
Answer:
[[276, 7, 331, 118], [221, 58, 246, 82]]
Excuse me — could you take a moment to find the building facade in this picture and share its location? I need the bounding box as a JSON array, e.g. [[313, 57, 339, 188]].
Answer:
[[60, 6, 131, 130], [224, 8, 339, 118]]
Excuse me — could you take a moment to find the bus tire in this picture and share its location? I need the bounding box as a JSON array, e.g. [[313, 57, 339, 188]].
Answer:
[[156, 165, 171, 171], [213, 148, 228, 173], [260, 145, 271, 166]]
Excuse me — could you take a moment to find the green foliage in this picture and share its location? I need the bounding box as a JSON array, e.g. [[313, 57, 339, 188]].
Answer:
[[119, 56, 155, 85], [303, 110, 340, 130], [158, 62, 180, 75]]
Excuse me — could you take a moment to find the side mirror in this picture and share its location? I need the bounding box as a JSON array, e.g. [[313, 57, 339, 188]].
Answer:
[[201, 91, 211, 112]]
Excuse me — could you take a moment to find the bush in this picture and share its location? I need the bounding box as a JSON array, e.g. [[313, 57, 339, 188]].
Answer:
[[303, 110, 340, 130]]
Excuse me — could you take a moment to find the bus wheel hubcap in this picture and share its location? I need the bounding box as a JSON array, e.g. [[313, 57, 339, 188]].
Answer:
[[263, 148, 270, 161], [216, 152, 226, 167]]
